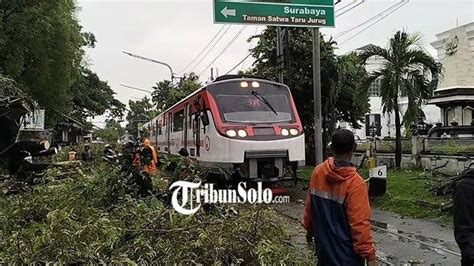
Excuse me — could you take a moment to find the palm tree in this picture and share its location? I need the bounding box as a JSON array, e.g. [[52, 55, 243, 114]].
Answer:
[[359, 31, 442, 168]]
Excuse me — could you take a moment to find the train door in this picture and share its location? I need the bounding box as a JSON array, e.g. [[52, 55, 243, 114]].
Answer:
[[194, 112, 201, 157]]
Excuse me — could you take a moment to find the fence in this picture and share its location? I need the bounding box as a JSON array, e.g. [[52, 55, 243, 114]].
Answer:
[[353, 136, 474, 175], [423, 137, 474, 156], [355, 138, 412, 154]]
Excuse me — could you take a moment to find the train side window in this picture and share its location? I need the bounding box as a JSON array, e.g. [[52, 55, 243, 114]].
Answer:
[[173, 109, 184, 132], [157, 122, 162, 135]]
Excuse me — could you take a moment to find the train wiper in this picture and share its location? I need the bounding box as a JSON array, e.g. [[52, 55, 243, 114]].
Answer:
[[251, 90, 278, 115]]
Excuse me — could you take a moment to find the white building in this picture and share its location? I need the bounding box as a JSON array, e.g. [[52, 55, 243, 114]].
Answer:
[[429, 22, 474, 127], [340, 45, 441, 139]]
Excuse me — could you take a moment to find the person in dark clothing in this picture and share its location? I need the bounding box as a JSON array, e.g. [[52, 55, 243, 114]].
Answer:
[[81, 145, 93, 161], [454, 168, 474, 266]]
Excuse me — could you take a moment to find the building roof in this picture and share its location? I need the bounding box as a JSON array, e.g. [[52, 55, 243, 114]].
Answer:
[[353, 44, 376, 52]]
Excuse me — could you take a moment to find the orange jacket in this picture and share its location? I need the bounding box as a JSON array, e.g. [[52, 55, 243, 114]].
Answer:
[[143, 139, 158, 174], [302, 157, 376, 264]]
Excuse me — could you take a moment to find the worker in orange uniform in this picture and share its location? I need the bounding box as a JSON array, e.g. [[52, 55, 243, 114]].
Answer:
[[302, 129, 377, 266], [142, 139, 158, 174]]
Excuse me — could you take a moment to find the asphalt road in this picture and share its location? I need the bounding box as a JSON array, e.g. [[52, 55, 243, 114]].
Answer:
[[272, 185, 461, 265]]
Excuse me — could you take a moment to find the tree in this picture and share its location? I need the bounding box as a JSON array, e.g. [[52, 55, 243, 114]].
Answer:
[[0, 0, 93, 126], [126, 97, 155, 139], [70, 67, 126, 122], [151, 73, 201, 112], [0, 0, 42, 18], [95, 119, 125, 144], [358, 31, 441, 168], [248, 27, 368, 163], [334, 53, 370, 129]]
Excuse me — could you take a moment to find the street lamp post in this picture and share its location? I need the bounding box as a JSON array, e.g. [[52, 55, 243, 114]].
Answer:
[[120, 84, 152, 94], [122, 51, 176, 82]]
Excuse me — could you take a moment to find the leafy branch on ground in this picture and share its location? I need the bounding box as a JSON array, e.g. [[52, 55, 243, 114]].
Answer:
[[0, 148, 314, 263]]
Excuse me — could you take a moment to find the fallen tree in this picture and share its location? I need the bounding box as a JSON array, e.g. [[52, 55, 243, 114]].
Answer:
[[0, 147, 314, 263]]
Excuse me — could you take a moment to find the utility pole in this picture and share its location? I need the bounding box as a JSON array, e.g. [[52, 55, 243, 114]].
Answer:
[[276, 27, 285, 83], [313, 28, 323, 165], [284, 28, 291, 87]]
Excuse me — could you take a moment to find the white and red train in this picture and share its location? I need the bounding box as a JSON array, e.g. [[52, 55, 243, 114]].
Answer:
[[145, 76, 305, 183]]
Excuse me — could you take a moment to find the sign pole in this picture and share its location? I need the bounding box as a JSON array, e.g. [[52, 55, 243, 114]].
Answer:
[[313, 27, 323, 165], [277, 26, 284, 83]]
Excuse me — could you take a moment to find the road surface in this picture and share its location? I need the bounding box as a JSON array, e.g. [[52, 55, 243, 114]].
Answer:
[[272, 184, 461, 265]]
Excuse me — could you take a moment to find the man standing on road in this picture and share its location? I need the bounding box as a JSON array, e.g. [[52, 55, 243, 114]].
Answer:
[[454, 168, 474, 266], [302, 129, 377, 266]]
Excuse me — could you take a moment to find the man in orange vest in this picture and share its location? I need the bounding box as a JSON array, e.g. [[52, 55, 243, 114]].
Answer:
[[142, 139, 158, 174], [302, 129, 377, 266]]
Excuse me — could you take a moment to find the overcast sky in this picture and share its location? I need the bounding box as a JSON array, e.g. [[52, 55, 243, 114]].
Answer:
[[76, 0, 473, 126]]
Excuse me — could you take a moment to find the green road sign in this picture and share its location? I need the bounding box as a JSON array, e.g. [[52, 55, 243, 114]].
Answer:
[[214, 0, 334, 27]]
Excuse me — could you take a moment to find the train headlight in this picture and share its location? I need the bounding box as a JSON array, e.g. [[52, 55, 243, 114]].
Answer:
[[281, 129, 290, 136], [240, 81, 249, 88], [226, 130, 237, 137], [290, 129, 299, 136], [251, 81, 260, 88], [238, 129, 248, 138]]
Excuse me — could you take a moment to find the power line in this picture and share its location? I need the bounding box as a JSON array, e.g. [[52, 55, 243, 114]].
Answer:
[[222, 0, 407, 76], [199, 25, 248, 76], [335, 0, 406, 38], [240, 26, 260, 72], [335, 0, 365, 18], [176, 25, 226, 75], [190, 25, 232, 73], [339, 0, 409, 45], [335, 0, 357, 13], [223, 26, 260, 76], [222, 0, 355, 76], [225, 53, 253, 75]]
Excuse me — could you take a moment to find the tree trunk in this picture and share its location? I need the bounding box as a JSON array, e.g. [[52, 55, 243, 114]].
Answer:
[[394, 103, 402, 168]]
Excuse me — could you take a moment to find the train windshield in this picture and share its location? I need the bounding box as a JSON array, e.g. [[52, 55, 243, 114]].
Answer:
[[208, 81, 295, 124]]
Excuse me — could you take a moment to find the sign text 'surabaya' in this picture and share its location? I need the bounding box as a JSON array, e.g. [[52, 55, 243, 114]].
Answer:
[[214, 0, 335, 27]]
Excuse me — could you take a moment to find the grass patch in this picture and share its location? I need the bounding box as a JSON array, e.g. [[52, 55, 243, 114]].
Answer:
[[365, 169, 452, 225], [298, 166, 315, 181]]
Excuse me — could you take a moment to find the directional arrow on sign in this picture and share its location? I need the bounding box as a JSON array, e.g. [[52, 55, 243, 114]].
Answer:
[[221, 6, 236, 18]]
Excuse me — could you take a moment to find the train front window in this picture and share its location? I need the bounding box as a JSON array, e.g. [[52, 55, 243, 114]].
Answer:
[[208, 81, 294, 123]]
